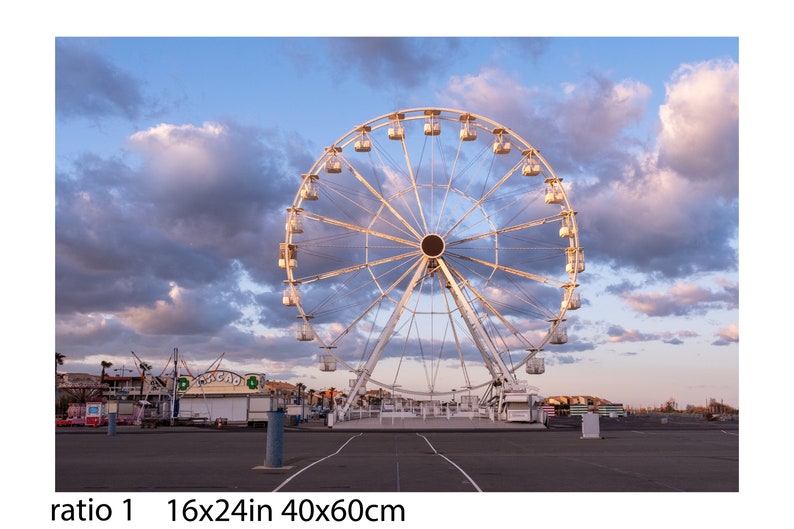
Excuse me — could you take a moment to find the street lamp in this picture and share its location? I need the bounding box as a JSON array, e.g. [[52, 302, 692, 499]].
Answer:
[[113, 365, 130, 397], [296, 382, 306, 423]]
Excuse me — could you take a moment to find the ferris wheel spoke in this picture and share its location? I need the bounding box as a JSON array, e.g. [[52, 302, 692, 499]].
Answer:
[[340, 137, 426, 236], [318, 181, 419, 242], [291, 250, 418, 284], [302, 211, 418, 248], [443, 261, 535, 349], [418, 272, 457, 394], [447, 214, 567, 247], [434, 135, 481, 234], [398, 137, 431, 235], [346, 259, 428, 406], [305, 271, 373, 320], [503, 269, 562, 321], [403, 277, 438, 392], [343, 158, 423, 240], [325, 255, 427, 348], [307, 257, 407, 320], [441, 161, 523, 239], [444, 254, 557, 322], [448, 251, 568, 288], [434, 257, 511, 380], [442, 175, 547, 240], [437, 277, 474, 389]]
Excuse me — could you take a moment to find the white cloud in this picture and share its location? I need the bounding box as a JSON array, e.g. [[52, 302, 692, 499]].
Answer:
[[574, 59, 739, 277], [441, 66, 536, 124], [119, 282, 239, 335], [127, 122, 227, 187], [623, 281, 737, 317], [658, 58, 739, 194], [715, 323, 739, 343], [556, 77, 651, 157]]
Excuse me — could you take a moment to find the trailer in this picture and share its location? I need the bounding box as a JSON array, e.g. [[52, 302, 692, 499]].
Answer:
[[171, 394, 283, 426], [175, 395, 243, 423], [503, 394, 531, 422], [503, 393, 545, 423], [247, 396, 275, 427]]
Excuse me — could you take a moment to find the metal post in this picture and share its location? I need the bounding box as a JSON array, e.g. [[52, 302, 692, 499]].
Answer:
[[265, 410, 285, 467], [107, 412, 117, 436], [107, 401, 118, 436], [171, 347, 179, 426], [298, 383, 305, 423]]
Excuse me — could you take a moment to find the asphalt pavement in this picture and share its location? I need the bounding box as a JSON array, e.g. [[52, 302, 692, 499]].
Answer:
[[55, 413, 738, 493]]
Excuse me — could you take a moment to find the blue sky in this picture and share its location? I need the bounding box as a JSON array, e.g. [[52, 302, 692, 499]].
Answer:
[[50, 35, 740, 409]]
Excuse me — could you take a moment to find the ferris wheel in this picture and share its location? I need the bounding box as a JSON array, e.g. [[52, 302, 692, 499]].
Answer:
[[280, 108, 583, 416]]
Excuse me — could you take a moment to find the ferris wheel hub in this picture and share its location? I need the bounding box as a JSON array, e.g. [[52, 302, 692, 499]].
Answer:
[[420, 233, 445, 258]]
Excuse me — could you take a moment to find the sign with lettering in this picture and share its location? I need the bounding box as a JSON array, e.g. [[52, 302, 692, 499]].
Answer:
[[179, 371, 266, 395]]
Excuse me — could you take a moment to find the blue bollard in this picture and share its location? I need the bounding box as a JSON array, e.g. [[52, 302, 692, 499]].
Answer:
[[265, 410, 285, 467], [107, 412, 117, 436]]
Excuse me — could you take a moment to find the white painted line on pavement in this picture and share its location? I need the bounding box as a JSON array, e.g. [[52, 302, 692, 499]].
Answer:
[[417, 433, 483, 492], [271, 433, 364, 492]]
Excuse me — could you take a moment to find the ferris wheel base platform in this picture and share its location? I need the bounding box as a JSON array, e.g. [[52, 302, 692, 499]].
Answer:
[[329, 416, 547, 431]]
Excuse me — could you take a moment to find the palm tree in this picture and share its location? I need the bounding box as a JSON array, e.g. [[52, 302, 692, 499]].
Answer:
[[328, 387, 336, 410], [139, 361, 152, 399], [55, 352, 65, 373], [100, 360, 113, 383]]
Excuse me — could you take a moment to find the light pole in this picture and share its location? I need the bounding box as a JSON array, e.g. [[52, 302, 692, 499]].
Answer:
[[296, 382, 306, 423], [113, 365, 130, 397], [171, 348, 179, 426]]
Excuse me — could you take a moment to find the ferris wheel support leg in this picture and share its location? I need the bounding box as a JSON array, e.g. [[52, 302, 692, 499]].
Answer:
[[435, 258, 515, 384], [340, 261, 427, 416]]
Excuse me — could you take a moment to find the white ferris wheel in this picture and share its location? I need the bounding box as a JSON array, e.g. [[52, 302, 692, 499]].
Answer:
[[280, 108, 583, 416]]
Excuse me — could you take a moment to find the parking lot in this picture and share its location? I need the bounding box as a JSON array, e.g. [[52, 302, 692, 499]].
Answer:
[[55, 414, 738, 493]]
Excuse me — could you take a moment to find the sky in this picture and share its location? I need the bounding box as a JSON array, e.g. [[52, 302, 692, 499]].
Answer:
[[49, 35, 742, 410]]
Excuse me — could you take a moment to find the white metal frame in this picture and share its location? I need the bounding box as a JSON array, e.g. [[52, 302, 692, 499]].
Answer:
[[282, 108, 582, 417]]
